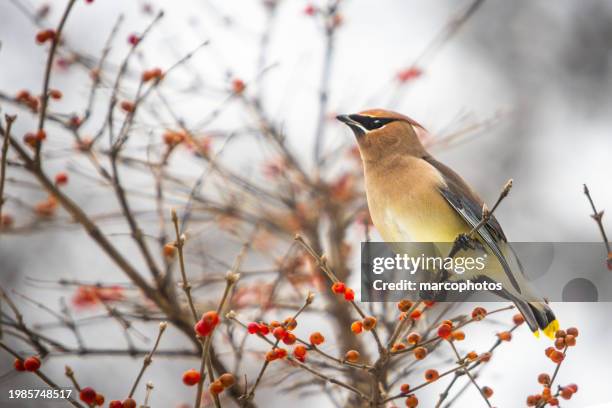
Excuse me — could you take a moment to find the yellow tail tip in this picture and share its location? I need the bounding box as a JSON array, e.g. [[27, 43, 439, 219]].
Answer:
[[543, 320, 560, 339]]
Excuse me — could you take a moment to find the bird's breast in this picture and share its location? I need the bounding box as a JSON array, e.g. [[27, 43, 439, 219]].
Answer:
[[364, 158, 469, 243]]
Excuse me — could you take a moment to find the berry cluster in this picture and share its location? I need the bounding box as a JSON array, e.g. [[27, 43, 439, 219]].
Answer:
[[331, 281, 355, 301]]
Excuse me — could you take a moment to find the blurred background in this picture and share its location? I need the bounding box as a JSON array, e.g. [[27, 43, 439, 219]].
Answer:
[[1, 0, 612, 406]]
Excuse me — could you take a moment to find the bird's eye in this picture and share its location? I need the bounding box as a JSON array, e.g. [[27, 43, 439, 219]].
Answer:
[[352, 116, 396, 131]]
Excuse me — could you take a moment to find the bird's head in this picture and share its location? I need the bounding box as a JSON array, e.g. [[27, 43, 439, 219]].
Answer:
[[336, 109, 428, 162]]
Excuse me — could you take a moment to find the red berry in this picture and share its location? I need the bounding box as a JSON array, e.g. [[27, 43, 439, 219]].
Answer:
[[182, 369, 201, 386], [258, 323, 270, 335], [55, 172, 69, 185], [549, 350, 565, 364], [409, 310, 422, 320], [120, 101, 135, 113], [482, 386, 493, 398], [247, 322, 260, 334], [437, 323, 452, 339], [344, 288, 355, 301], [273, 326, 287, 340], [128, 34, 140, 46], [94, 393, 104, 406], [14, 359, 25, 371], [560, 387, 573, 400], [282, 332, 296, 345], [23, 356, 41, 371], [331, 281, 346, 294], [304, 4, 316, 16], [109, 401, 122, 408], [397, 67, 423, 83], [79, 387, 97, 404], [400, 383, 410, 394]]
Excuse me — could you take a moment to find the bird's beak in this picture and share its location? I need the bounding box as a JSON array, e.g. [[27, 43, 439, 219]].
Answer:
[[336, 114, 366, 137]]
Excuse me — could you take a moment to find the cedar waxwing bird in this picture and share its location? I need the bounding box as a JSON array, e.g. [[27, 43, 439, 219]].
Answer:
[[337, 109, 559, 338]]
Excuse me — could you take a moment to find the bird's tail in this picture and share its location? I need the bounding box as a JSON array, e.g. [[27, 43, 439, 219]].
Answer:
[[509, 295, 558, 339]]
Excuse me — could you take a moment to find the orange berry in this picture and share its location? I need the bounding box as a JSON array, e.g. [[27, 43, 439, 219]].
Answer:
[[362, 316, 377, 331], [182, 369, 201, 386], [406, 332, 421, 345], [23, 356, 41, 371], [566, 383, 578, 393], [109, 400, 122, 408], [163, 243, 176, 258], [549, 350, 565, 364], [554, 337, 565, 350], [548, 397, 559, 406], [142, 68, 163, 82], [512, 313, 525, 325], [219, 373, 235, 388], [309, 332, 325, 346], [49, 89, 62, 99], [413, 347, 427, 360], [565, 334, 576, 347], [331, 281, 346, 294], [120, 100, 135, 113], [437, 323, 452, 340], [537, 373, 551, 385], [265, 350, 277, 362], [391, 343, 406, 352], [293, 345, 307, 362], [451, 330, 465, 341], [497, 331, 512, 342], [344, 288, 355, 301], [232, 79, 246, 94], [566, 327, 579, 337], [35, 29, 56, 44], [36, 129, 46, 141], [479, 352, 492, 362], [122, 398, 137, 408], [466, 351, 478, 361], [345, 350, 360, 363], [423, 300, 435, 307], [351, 321, 363, 334], [94, 393, 104, 406], [405, 394, 418, 407], [400, 383, 410, 394], [482, 386, 493, 398], [471, 307, 487, 320], [409, 310, 422, 320], [209, 380, 224, 395], [559, 387, 573, 400], [542, 387, 552, 398], [397, 300, 413, 312], [424, 369, 439, 382], [283, 317, 297, 331], [555, 329, 566, 338], [544, 347, 555, 357], [269, 320, 282, 328]]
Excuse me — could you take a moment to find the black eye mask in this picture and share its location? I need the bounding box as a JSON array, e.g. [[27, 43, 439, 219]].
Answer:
[[348, 115, 398, 131]]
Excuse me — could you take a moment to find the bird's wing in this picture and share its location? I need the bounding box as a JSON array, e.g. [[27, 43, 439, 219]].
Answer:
[[423, 155, 522, 293]]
